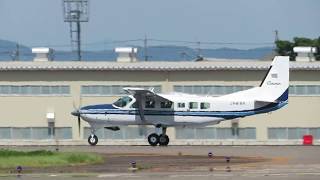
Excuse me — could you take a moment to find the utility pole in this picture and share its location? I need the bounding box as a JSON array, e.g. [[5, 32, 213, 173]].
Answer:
[[197, 41, 201, 57], [12, 44, 20, 61], [274, 30, 279, 55], [274, 30, 279, 42], [144, 35, 148, 61], [196, 41, 203, 61], [15, 44, 20, 61]]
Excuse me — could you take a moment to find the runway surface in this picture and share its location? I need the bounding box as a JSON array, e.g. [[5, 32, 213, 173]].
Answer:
[[1, 146, 320, 180]]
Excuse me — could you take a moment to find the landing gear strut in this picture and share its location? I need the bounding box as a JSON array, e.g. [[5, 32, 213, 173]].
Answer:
[[147, 126, 170, 146]]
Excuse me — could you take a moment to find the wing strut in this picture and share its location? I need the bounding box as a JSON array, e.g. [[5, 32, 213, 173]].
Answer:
[[134, 93, 148, 136]]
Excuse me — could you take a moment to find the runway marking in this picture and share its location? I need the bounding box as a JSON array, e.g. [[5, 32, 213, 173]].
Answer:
[[169, 174, 211, 178], [97, 173, 138, 178], [169, 174, 234, 178]]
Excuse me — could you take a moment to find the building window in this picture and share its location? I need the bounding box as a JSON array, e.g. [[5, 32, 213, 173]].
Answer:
[[238, 128, 256, 139], [55, 127, 72, 139], [12, 128, 32, 139], [216, 128, 234, 139], [288, 128, 309, 139], [289, 85, 320, 95], [0, 127, 11, 139], [0, 85, 70, 95], [32, 127, 50, 139], [0, 127, 72, 139], [83, 126, 153, 139], [268, 128, 320, 140], [81, 85, 161, 96], [195, 128, 216, 139], [174, 85, 253, 95], [176, 128, 195, 139], [268, 128, 287, 139], [175, 127, 256, 139]]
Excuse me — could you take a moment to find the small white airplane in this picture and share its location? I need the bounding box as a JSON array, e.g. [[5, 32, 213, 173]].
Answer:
[[72, 56, 289, 146]]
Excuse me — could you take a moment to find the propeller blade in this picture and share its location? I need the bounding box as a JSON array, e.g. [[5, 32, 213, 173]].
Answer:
[[72, 101, 77, 110], [79, 96, 82, 109], [78, 115, 81, 137]]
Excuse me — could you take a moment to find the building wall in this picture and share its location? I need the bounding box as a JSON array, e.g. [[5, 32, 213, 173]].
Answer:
[[0, 69, 319, 145]]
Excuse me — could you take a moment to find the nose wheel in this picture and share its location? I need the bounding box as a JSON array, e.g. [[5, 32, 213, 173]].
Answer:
[[88, 134, 98, 146]]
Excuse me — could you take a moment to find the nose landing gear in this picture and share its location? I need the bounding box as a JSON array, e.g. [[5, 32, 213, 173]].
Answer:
[[88, 134, 98, 146]]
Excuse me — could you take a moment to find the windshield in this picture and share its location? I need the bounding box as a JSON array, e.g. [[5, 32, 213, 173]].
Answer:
[[113, 96, 132, 108]]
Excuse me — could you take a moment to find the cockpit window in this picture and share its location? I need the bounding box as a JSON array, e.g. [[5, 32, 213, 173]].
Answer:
[[113, 96, 132, 107], [131, 102, 138, 108]]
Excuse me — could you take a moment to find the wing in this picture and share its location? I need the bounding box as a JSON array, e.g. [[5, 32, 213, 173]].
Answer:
[[123, 87, 173, 119], [123, 87, 172, 102]]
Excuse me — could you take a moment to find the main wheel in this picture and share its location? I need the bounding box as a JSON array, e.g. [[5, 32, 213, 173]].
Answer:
[[148, 133, 159, 146], [88, 134, 98, 146], [159, 134, 170, 146]]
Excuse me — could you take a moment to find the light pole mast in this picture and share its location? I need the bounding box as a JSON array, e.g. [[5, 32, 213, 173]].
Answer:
[[63, 0, 89, 61]]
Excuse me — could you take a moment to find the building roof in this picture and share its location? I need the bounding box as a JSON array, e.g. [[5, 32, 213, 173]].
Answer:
[[0, 60, 319, 71]]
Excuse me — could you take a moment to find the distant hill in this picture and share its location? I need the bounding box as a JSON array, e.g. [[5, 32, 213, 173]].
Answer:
[[0, 39, 274, 61], [0, 39, 32, 61]]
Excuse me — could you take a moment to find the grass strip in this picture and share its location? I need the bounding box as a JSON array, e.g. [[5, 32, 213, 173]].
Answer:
[[0, 149, 103, 169]]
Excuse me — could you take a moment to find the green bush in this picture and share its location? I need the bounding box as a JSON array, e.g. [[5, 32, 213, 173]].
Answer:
[[0, 149, 54, 157]]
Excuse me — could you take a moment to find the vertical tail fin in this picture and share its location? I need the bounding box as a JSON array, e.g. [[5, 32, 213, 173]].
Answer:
[[259, 56, 289, 102]]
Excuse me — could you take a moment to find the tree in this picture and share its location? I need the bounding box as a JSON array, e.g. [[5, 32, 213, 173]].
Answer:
[[275, 37, 320, 61], [275, 40, 295, 61]]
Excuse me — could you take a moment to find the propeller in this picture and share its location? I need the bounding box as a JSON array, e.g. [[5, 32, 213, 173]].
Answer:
[[71, 96, 82, 137]]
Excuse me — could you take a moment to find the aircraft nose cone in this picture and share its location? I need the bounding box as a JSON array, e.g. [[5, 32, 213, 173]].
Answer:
[[71, 110, 80, 117]]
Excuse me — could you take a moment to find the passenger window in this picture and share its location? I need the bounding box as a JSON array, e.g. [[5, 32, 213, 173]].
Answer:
[[189, 102, 198, 109], [145, 100, 155, 108], [200, 102, 210, 109], [177, 103, 185, 108], [161, 101, 173, 108]]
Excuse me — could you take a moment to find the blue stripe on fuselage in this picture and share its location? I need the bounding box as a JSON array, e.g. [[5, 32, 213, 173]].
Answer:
[[79, 101, 287, 119], [81, 104, 117, 110]]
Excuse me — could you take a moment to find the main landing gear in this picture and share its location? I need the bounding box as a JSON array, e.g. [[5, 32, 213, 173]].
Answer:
[[147, 126, 170, 146]]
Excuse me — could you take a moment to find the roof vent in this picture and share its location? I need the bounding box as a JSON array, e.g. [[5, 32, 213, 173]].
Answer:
[[115, 47, 138, 62], [32, 47, 53, 62], [293, 46, 317, 62]]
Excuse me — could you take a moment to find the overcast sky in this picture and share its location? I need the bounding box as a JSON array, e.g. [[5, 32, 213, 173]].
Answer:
[[0, 0, 319, 50]]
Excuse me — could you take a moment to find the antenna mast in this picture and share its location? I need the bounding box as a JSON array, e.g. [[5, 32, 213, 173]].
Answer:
[[144, 35, 148, 61], [63, 0, 89, 61], [274, 30, 279, 42]]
